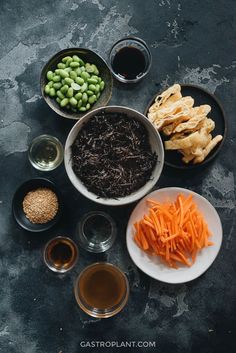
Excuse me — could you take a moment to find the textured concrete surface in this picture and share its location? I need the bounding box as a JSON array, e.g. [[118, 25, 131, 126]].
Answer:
[[0, 0, 236, 352]]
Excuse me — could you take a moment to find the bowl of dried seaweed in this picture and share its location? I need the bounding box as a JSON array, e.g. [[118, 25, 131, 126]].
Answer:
[[64, 106, 164, 206]]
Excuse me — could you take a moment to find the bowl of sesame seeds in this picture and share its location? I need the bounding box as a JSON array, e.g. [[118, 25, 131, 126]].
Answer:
[[12, 178, 63, 232]]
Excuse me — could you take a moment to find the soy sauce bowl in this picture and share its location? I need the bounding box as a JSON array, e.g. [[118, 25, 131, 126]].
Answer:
[[109, 37, 152, 83], [12, 178, 63, 232]]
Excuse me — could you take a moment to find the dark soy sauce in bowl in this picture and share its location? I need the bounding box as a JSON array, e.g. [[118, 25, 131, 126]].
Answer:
[[112, 47, 146, 80], [109, 37, 152, 83]]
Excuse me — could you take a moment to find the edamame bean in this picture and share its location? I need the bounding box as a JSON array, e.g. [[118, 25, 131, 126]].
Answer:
[[88, 94, 97, 104], [80, 66, 85, 72], [91, 75, 99, 80], [80, 82, 88, 92], [70, 97, 77, 106], [96, 92, 100, 99], [86, 103, 91, 110], [49, 87, 56, 97], [79, 106, 86, 112], [86, 90, 94, 96], [75, 92, 82, 100], [71, 82, 81, 91], [88, 84, 96, 92], [53, 82, 62, 89], [72, 55, 80, 62], [44, 85, 50, 94], [59, 69, 69, 78], [93, 65, 99, 75], [57, 63, 66, 69], [60, 98, 69, 107], [56, 97, 61, 104], [47, 71, 54, 80], [64, 67, 72, 73], [61, 84, 69, 94], [95, 84, 100, 93], [85, 64, 94, 73], [69, 71, 77, 80], [55, 69, 61, 75], [79, 58, 85, 66], [62, 56, 72, 63], [65, 58, 73, 67], [67, 87, 74, 98], [81, 71, 90, 81], [64, 77, 74, 85], [87, 78, 98, 84], [75, 67, 81, 75], [70, 61, 80, 68], [75, 77, 84, 85], [52, 75, 61, 82], [48, 81, 54, 88], [57, 90, 65, 100], [100, 81, 105, 90], [77, 99, 83, 108], [82, 92, 88, 103], [88, 95, 97, 104]]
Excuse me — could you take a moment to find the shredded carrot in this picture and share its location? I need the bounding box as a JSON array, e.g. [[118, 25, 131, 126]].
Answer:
[[133, 193, 214, 269]]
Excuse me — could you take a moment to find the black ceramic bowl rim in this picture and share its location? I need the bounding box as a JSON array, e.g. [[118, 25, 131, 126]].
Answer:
[[40, 47, 113, 120], [12, 178, 63, 232], [144, 83, 227, 169]]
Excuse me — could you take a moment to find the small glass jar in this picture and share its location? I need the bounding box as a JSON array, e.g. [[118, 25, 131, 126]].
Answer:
[[109, 36, 152, 83], [76, 211, 117, 253], [28, 134, 64, 171], [43, 236, 79, 273], [74, 262, 129, 318]]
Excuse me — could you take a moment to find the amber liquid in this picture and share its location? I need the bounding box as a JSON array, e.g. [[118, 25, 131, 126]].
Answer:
[[46, 238, 77, 269], [112, 46, 146, 80], [78, 263, 127, 310]]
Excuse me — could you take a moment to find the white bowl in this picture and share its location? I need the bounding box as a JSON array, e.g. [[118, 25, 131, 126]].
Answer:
[[126, 187, 223, 283], [64, 106, 164, 206]]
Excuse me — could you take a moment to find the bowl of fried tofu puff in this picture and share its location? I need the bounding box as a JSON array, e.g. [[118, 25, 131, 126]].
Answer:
[[145, 83, 226, 168]]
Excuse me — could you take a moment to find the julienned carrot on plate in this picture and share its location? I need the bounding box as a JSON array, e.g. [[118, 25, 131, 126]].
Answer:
[[133, 193, 214, 269]]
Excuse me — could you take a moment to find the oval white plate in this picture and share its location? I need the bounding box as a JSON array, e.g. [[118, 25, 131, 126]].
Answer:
[[126, 187, 223, 284]]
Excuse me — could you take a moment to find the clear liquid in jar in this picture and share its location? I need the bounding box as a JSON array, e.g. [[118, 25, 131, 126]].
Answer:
[[29, 136, 63, 171]]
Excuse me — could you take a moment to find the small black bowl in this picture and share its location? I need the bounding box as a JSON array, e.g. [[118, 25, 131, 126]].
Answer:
[[144, 84, 227, 169], [40, 48, 113, 120], [12, 178, 63, 232]]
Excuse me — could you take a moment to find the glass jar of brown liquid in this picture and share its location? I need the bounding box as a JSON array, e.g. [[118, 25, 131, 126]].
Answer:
[[43, 236, 79, 273], [74, 262, 129, 318]]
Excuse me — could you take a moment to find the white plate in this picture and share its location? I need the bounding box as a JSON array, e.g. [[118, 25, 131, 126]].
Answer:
[[126, 187, 223, 284]]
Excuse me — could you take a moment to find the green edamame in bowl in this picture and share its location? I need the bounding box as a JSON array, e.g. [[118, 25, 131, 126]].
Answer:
[[41, 48, 113, 120]]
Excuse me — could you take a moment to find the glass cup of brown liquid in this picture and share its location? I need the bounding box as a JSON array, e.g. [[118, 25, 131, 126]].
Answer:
[[109, 36, 152, 83], [43, 236, 79, 273], [74, 262, 129, 318]]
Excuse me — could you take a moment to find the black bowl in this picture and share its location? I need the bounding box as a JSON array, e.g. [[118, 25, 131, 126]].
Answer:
[[144, 84, 227, 169], [12, 178, 63, 232], [40, 48, 113, 120]]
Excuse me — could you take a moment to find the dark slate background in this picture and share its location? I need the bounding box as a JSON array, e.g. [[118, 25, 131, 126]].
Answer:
[[0, 0, 235, 352]]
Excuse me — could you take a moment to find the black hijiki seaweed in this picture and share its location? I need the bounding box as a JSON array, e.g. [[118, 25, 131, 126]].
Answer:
[[71, 112, 157, 198]]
